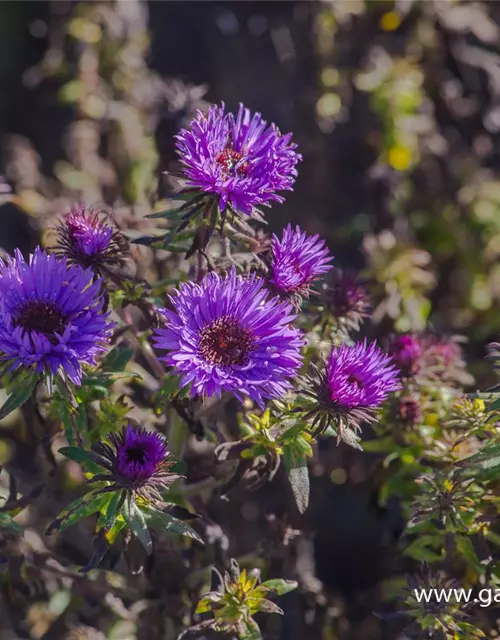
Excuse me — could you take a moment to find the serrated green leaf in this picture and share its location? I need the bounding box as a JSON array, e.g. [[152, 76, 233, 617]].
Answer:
[[260, 579, 298, 596], [0, 374, 38, 421], [47, 492, 110, 534], [283, 446, 310, 514], [58, 446, 103, 474], [140, 505, 204, 544], [123, 498, 152, 554]]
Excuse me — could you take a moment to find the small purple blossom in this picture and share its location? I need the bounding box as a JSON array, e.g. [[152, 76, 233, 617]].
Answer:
[[153, 269, 304, 406], [326, 340, 401, 409], [0, 247, 113, 384], [55, 206, 128, 273], [268, 225, 333, 301], [115, 425, 168, 484], [86, 424, 180, 503], [175, 103, 302, 215]]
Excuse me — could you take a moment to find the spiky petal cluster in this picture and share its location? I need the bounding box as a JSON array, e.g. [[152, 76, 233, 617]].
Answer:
[[153, 269, 304, 407], [326, 340, 401, 409], [90, 424, 180, 503], [55, 206, 128, 273], [175, 103, 302, 215], [0, 247, 113, 384], [268, 225, 333, 302], [301, 340, 400, 443]]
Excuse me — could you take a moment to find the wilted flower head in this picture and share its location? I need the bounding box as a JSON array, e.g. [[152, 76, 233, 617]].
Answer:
[[153, 268, 304, 407], [90, 424, 180, 503], [324, 268, 371, 330], [55, 206, 128, 274], [389, 333, 472, 386], [175, 103, 301, 216], [268, 224, 333, 303], [389, 334, 423, 376], [397, 395, 422, 426], [0, 247, 113, 385], [301, 340, 400, 443]]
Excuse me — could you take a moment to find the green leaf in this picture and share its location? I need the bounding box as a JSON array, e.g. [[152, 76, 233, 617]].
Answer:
[[0, 374, 38, 421], [103, 490, 125, 532], [0, 513, 23, 534], [283, 446, 310, 514], [100, 346, 134, 372], [487, 397, 500, 412], [457, 443, 500, 475], [260, 579, 298, 596], [58, 446, 103, 474], [123, 498, 152, 554], [47, 492, 110, 534], [455, 535, 485, 575], [253, 599, 283, 615], [239, 618, 261, 640], [140, 505, 204, 544]]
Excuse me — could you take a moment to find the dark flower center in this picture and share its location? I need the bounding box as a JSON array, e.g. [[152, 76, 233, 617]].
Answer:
[[124, 444, 147, 466], [14, 300, 67, 337], [347, 373, 364, 389], [199, 315, 253, 366], [216, 147, 249, 177]]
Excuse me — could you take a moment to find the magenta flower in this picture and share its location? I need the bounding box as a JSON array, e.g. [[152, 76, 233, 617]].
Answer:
[[326, 340, 400, 409], [153, 269, 304, 406], [301, 340, 400, 443], [175, 103, 301, 215]]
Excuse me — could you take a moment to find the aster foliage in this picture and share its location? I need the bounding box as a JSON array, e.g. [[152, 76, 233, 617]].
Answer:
[[182, 559, 297, 640]]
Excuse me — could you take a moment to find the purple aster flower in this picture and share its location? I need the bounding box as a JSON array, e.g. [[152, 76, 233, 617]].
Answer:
[[268, 225, 333, 305], [175, 103, 302, 216], [0, 247, 113, 385], [300, 340, 400, 444], [89, 424, 180, 503], [326, 340, 400, 409], [55, 206, 128, 274], [153, 268, 304, 406]]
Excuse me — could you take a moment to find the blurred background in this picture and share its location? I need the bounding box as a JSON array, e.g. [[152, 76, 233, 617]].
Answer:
[[1, 1, 500, 638]]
